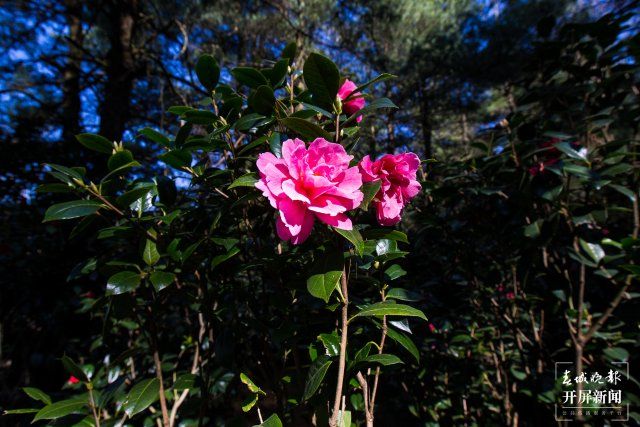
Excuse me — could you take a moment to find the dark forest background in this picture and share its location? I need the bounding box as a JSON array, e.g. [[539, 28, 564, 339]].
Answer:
[[1, 0, 639, 426]]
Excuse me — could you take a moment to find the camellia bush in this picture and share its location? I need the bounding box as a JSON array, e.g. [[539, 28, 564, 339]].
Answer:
[[7, 45, 426, 426]]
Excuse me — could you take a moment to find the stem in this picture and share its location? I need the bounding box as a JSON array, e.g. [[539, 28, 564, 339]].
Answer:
[[88, 385, 101, 427], [329, 266, 349, 427], [369, 314, 387, 414], [148, 306, 170, 427], [356, 372, 373, 427]]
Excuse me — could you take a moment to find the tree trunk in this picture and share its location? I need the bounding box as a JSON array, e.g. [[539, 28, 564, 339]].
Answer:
[[99, 0, 139, 142], [419, 81, 433, 158], [61, 0, 82, 146]]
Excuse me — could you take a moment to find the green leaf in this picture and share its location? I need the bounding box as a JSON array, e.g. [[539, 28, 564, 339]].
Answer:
[[22, 387, 52, 405], [143, 239, 160, 266], [523, 220, 542, 238], [281, 41, 297, 65], [361, 229, 408, 244], [385, 326, 419, 362], [510, 366, 527, 380], [234, 113, 267, 131], [150, 271, 175, 291], [280, 117, 333, 141], [240, 373, 265, 395], [302, 355, 332, 401], [3, 408, 39, 415], [43, 200, 103, 222], [303, 53, 340, 111], [237, 136, 268, 156], [46, 163, 84, 181], [232, 67, 269, 89], [307, 250, 343, 303], [106, 271, 141, 295], [555, 142, 587, 161], [622, 264, 640, 276], [360, 180, 381, 211], [242, 394, 258, 412], [173, 373, 196, 391], [33, 399, 86, 421], [256, 414, 283, 427], [386, 288, 419, 301], [250, 85, 276, 115], [138, 128, 170, 147], [318, 332, 340, 357], [61, 355, 89, 382], [211, 247, 240, 269], [116, 184, 156, 208], [196, 54, 220, 91], [270, 132, 282, 157], [384, 265, 407, 280], [362, 354, 403, 366], [229, 173, 258, 189], [343, 98, 398, 126], [167, 106, 193, 115], [270, 59, 289, 87], [122, 378, 160, 417], [100, 161, 140, 183], [159, 150, 191, 169], [182, 109, 217, 125], [351, 301, 427, 322], [334, 227, 364, 256], [76, 133, 113, 154], [609, 184, 637, 202], [338, 410, 351, 427], [349, 73, 395, 97], [603, 347, 629, 361], [579, 239, 605, 263], [37, 183, 73, 194], [108, 150, 134, 171]]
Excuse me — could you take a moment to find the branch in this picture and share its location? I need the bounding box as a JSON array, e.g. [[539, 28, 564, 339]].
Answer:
[[329, 266, 349, 427]]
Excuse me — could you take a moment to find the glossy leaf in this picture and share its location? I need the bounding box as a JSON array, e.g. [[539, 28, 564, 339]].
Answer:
[[303, 52, 340, 110], [360, 180, 381, 211], [232, 67, 269, 88], [196, 54, 220, 91], [61, 355, 89, 382], [256, 414, 283, 427], [229, 173, 258, 189], [106, 271, 141, 295], [76, 133, 112, 154], [351, 301, 427, 321], [280, 117, 333, 140], [22, 387, 52, 405], [150, 271, 175, 291], [122, 378, 160, 417], [334, 227, 364, 256], [363, 353, 404, 366], [43, 200, 103, 222], [307, 250, 343, 303], [302, 355, 332, 401], [33, 399, 86, 421]]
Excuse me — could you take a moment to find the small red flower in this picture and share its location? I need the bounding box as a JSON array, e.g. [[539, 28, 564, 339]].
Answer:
[[67, 375, 80, 384], [506, 292, 515, 300], [428, 323, 436, 333]]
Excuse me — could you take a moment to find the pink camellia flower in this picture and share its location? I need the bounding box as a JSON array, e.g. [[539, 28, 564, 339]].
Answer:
[[359, 153, 421, 226], [337, 79, 366, 122], [255, 138, 364, 245]]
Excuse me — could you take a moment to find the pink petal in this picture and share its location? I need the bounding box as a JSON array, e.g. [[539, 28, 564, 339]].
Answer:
[[315, 212, 353, 230], [282, 179, 311, 204], [308, 195, 348, 215]]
